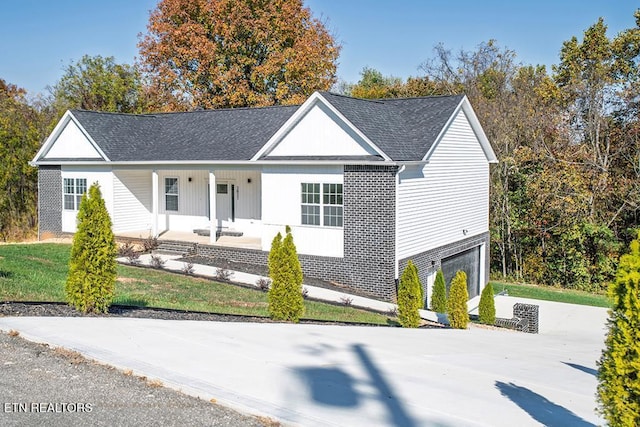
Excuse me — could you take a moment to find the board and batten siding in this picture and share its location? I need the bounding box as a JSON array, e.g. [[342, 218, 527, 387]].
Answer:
[[397, 109, 490, 260], [261, 165, 344, 257], [112, 170, 152, 233], [266, 102, 378, 157]]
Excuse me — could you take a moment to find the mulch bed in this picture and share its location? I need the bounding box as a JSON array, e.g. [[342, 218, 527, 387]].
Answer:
[[0, 301, 397, 327]]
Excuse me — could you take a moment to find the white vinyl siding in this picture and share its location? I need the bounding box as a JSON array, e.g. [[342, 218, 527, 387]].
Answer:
[[397, 110, 490, 259], [262, 165, 344, 257], [112, 170, 151, 233], [60, 167, 114, 233]]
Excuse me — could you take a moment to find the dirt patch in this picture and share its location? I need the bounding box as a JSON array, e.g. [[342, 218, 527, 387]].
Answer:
[[226, 301, 268, 308], [117, 277, 149, 284], [25, 256, 54, 265]]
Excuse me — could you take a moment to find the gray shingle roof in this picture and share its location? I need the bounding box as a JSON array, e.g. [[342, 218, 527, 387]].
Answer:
[[62, 92, 464, 163], [72, 105, 298, 162], [318, 92, 464, 161]]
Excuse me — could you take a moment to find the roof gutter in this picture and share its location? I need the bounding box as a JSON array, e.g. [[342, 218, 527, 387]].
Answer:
[[31, 159, 430, 167]]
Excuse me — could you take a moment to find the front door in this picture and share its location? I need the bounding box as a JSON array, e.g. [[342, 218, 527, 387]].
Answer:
[[215, 182, 235, 228]]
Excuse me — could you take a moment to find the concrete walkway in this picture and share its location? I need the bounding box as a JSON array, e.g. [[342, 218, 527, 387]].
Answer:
[[0, 254, 610, 426]]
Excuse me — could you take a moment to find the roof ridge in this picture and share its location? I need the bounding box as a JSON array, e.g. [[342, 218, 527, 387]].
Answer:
[[71, 103, 300, 118]]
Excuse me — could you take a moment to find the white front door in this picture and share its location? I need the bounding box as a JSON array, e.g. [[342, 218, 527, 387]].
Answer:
[[215, 182, 234, 228]]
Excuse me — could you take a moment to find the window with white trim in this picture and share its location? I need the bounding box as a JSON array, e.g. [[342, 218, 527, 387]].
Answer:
[[63, 178, 87, 210], [301, 183, 343, 227], [165, 177, 179, 211]]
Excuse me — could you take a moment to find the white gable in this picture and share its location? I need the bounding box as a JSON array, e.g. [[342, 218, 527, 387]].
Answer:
[[265, 100, 380, 158], [42, 119, 103, 160]]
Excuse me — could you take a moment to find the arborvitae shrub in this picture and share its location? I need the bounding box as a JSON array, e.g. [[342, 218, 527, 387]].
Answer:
[[478, 283, 496, 325], [430, 269, 447, 313], [597, 234, 640, 426], [268, 227, 305, 322], [65, 183, 117, 314], [447, 270, 469, 329], [397, 261, 422, 328]]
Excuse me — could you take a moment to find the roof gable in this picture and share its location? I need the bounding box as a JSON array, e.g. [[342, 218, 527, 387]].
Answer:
[[257, 94, 386, 160], [33, 111, 108, 162]]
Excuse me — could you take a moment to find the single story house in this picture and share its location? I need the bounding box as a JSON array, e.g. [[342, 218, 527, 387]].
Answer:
[[32, 91, 497, 304]]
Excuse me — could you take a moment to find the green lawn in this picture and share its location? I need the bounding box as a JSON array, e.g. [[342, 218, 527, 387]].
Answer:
[[0, 243, 391, 325], [490, 280, 610, 308]]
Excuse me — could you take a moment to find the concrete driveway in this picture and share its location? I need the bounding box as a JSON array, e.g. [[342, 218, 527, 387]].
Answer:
[[0, 296, 609, 426]]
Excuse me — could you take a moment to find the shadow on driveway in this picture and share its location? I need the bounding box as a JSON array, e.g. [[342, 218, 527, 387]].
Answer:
[[294, 343, 419, 427], [562, 361, 598, 377], [495, 381, 595, 427]]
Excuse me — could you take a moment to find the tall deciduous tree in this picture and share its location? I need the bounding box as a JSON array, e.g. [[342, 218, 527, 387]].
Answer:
[[0, 79, 45, 241], [138, 0, 340, 110], [65, 183, 117, 314], [52, 55, 145, 114]]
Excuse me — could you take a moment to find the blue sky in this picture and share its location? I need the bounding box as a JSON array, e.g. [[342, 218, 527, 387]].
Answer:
[[1, 0, 637, 97]]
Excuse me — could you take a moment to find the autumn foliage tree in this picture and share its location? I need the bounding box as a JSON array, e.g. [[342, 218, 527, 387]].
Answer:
[[0, 80, 46, 241], [138, 0, 340, 110]]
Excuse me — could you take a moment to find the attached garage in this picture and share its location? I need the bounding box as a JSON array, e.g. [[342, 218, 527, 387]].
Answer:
[[442, 246, 481, 299]]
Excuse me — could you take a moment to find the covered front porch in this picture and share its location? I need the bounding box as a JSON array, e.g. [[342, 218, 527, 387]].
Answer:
[[112, 166, 264, 250], [117, 230, 262, 250]]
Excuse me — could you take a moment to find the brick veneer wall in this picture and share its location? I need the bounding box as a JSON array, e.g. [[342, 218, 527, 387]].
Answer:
[[197, 164, 399, 301], [38, 166, 62, 238], [398, 231, 491, 304]]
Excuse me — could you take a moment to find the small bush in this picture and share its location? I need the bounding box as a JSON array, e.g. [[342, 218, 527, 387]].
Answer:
[[478, 283, 496, 324], [182, 262, 195, 275], [447, 270, 469, 329], [340, 296, 353, 306], [302, 286, 309, 299], [256, 277, 271, 292], [127, 251, 141, 265], [142, 235, 159, 252], [150, 255, 166, 269], [397, 261, 422, 328], [387, 306, 398, 317], [118, 241, 136, 258], [430, 269, 447, 313], [215, 267, 232, 281], [65, 183, 117, 314], [268, 227, 305, 322]]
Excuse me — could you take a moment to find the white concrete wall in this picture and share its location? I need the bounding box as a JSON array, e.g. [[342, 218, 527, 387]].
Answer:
[[261, 165, 344, 257], [266, 102, 377, 157], [60, 166, 114, 233], [43, 120, 102, 160], [397, 109, 490, 259]]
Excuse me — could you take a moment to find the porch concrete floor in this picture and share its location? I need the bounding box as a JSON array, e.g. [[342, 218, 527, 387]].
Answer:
[[116, 230, 262, 250]]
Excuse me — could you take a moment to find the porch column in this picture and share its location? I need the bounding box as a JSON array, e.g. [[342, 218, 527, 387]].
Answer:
[[152, 169, 159, 237], [209, 170, 216, 244]]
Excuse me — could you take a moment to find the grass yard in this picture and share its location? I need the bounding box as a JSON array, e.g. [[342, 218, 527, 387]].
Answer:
[[490, 280, 610, 308], [0, 243, 391, 325]]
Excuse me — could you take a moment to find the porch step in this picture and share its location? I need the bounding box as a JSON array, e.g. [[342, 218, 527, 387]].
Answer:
[[155, 240, 196, 256], [193, 229, 244, 238]]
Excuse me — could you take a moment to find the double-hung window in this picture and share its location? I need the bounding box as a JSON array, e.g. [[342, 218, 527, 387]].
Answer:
[[301, 183, 320, 225], [323, 183, 343, 227], [165, 178, 179, 211], [63, 178, 87, 210], [301, 183, 343, 227]]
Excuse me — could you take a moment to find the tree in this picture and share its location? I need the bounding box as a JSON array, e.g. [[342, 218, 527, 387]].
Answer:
[[268, 226, 305, 322], [0, 79, 46, 241], [52, 55, 145, 113], [447, 271, 469, 329], [597, 232, 640, 425], [65, 183, 117, 313], [347, 67, 443, 99], [478, 283, 496, 325], [397, 261, 422, 328], [430, 269, 447, 313], [138, 0, 340, 110]]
